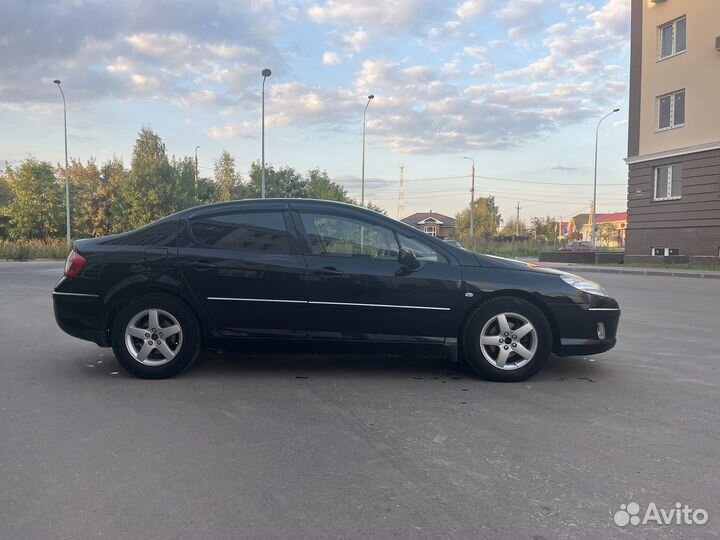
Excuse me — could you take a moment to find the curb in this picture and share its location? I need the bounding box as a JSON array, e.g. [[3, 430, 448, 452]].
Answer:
[[558, 266, 720, 280]]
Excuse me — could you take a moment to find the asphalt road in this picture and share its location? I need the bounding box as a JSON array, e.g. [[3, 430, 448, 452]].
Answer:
[[1, 261, 718, 540]]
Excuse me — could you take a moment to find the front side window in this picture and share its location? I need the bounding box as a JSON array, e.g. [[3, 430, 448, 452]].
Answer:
[[659, 17, 687, 59], [658, 90, 685, 130], [190, 211, 292, 252], [398, 234, 447, 263], [654, 164, 682, 201], [300, 212, 399, 260]]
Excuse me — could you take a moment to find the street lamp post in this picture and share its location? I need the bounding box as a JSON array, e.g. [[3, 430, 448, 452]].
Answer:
[[194, 145, 199, 202], [591, 107, 620, 247], [361, 94, 374, 206], [53, 79, 71, 250], [462, 156, 475, 243], [261, 68, 272, 199]]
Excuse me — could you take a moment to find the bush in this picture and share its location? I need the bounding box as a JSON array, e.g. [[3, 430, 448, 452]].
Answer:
[[0, 240, 69, 261]]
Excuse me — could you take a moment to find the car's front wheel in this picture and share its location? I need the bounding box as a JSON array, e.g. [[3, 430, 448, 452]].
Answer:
[[111, 294, 201, 379], [462, 296, 552, 382]]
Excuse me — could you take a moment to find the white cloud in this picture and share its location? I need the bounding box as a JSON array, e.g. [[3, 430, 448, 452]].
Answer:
[[589, 0, 630, 37], [456, 0, 492, 20], [307, 0, 444, 29], [323, 51, 342, 65], [343, 28, 369, 52]]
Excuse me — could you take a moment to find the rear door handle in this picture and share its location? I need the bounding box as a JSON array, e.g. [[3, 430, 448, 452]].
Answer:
[[318, 266, 344, 276]]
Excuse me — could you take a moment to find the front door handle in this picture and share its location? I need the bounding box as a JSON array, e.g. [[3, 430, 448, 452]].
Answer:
[[318, 266, 344, 276]]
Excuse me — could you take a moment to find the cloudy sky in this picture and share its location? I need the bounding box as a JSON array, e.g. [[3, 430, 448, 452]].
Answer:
[[0, 0, 630, 223]]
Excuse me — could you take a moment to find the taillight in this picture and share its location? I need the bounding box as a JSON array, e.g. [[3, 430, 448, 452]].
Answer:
[[64, 251, 87, 278]]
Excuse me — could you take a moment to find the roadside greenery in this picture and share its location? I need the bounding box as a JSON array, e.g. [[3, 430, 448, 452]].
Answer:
[[0, 127, 384, 256]]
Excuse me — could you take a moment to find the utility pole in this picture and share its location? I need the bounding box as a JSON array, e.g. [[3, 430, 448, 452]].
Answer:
[[194, 146, 199, 202], [53, 79, 71, 250], [588, 199, 595, 242], [261, 68, 272, 199], [361, 94, 374, 206], [462, 157, 475, 248], [591, 107, 620, 246], [515, 201, 521, 237], [397, 165, 405, 220]]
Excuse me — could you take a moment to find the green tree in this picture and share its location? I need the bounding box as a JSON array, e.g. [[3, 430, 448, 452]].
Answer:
[[242, 161, 306, 199], [0, 169, 13, 238], [172, 156, 197, 211], [305, 169, 351, 202], [68, 159, 105, 238], [455, 197, 501, 243], [530, 216, 558, 242], [6, 158, 64, 240], [124, 127, 175, 229], [197, 176, 217, 204], [214, 150, 242, 202], [500, 217, 526, 237], [99, 158, 130, 234]]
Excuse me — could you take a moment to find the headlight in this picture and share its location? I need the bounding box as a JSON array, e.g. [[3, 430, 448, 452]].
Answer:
[[560, 272, 608, 297]]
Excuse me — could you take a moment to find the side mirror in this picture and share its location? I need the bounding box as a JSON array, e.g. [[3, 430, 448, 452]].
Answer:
[[398, 247, 422, 270]]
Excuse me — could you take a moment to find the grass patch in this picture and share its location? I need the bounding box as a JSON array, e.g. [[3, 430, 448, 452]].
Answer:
[[0, 240, 70, 261]]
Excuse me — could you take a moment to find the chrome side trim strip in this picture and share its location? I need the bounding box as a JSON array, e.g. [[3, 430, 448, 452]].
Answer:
[[208, 297, 307, 304], [309, 301, 450, 311], [52, 291, 100, 298], [588, 308, 620, 311], [206, 297, 450, 311]]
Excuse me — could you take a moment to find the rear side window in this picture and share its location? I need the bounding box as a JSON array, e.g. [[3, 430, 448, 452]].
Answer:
[[190, 211, 292, 252]]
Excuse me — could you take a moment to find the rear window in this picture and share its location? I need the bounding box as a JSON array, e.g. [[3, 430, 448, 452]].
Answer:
[[190, 211, 292, 252]]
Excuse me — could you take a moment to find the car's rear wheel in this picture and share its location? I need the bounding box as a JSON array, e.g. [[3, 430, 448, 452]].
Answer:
[[111, 294, 200, 379], [462, 296, 552, 382]]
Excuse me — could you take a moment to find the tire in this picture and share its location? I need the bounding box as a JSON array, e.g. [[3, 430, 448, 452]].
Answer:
[[461, 296, 552, 382], [111, 294, 201, 379]]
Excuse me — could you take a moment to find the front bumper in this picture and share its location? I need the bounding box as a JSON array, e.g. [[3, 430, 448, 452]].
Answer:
[[53, 292, 108, 346], [549, 302, 620, 357]]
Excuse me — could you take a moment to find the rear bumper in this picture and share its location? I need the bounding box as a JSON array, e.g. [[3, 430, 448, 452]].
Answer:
[[53, 292, 108, 346], [549, 302, 620, 357]]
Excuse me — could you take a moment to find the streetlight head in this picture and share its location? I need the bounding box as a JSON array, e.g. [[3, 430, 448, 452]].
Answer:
[[53, 79, 61, 85], [262, 68, 272, 77], [368, 94, 374, 100], [613, 107, 620, 112]]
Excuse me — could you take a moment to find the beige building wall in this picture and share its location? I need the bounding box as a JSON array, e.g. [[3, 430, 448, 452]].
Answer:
[[638, 0, 720, 157]]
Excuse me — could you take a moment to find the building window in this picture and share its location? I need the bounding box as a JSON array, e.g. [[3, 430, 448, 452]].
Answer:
[[657, 90, 685, 130], [659, 17, 687, 59], [652, 247, 680, 256], [423, 225, 437, 236], [654, 164, 682, 200]]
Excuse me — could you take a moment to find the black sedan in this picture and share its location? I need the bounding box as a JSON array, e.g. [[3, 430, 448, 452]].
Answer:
[[53, 199, 620, 381]]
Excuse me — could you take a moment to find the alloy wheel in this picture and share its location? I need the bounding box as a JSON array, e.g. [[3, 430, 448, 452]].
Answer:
[[479, 312, 538, 370], [124, 308, 183, 366]]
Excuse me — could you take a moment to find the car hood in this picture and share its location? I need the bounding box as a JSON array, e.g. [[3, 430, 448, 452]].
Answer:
[[475, 253, 565, 276]]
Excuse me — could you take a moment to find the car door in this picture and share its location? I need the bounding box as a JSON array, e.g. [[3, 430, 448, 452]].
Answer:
[[292, 206, 463, 343], [177, 204, 307, 339]]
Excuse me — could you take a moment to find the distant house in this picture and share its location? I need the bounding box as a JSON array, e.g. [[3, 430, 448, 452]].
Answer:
[[567, 212, 628, 248], [401, 211, 456, 239]]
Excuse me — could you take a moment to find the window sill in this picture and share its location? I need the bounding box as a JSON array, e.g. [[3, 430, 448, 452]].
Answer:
[[657, 49, 687, 63], [653, 196, 682, 202], [656, 124, 685, 133]]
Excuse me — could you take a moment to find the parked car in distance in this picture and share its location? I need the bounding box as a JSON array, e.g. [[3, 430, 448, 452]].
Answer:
[[559, 241, 595, 252], [53, 199, 620, 381], [443, 239, 465, 249]]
